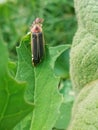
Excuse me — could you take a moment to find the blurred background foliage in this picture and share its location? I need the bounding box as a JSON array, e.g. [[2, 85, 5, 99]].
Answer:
[[0, 0, 77, 129], [0, 0, 77, 60], [0, 0, 77, 97]]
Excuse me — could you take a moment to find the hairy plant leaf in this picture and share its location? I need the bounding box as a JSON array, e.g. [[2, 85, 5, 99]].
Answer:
[[0, 37, 33, 130], [68, 80, 98, 130], [70, 0, 98, 92], [69, 0, 98, 130]]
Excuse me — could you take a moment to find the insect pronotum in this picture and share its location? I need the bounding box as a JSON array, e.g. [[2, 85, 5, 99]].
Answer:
[[30, 18, 44, 66]]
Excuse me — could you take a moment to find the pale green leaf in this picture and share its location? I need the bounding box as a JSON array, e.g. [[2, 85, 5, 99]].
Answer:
[[69, 0, 98, 129], [54, 102, 73, 130], [59, 80, 74, 102], [70, 0, 98, 92], [68, 80, 98, 130], [54, 80, 74, 130]]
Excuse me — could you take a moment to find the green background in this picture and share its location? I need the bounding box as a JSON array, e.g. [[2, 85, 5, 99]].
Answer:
[[0, 0, 77, 59]]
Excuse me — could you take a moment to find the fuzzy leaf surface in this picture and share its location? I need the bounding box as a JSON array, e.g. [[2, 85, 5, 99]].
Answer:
[[69, 0, 98, 130]]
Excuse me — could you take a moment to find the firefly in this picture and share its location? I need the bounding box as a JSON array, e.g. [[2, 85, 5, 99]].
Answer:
[[30, 18, 45, 66]]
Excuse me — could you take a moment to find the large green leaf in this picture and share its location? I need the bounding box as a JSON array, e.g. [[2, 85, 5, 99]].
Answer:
[[14, 33, 70, 130], [30, 48, 62, 130], [0, 36, 33, 130], [69, 0, 98, 129]]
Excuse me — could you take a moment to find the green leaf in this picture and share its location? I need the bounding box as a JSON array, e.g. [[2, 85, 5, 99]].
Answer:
[[30, 48, 62, 130], [49, 45, 70, 69], [31, 46, 71, 130], [54, 80, 74, 130], [59, 80, 74, 103], [68, 80, 98, 130], [14, 112, 32, 130], [0, 37, 33, 130], [54, 49, 70, 79], [15, 34, 70, 130], [54, 101, 73, 130], [69, 0, 98, 130], [70, 0, 98, 92]]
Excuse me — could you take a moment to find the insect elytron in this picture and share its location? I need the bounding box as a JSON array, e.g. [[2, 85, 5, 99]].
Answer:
[[30, 18, 45, 66]]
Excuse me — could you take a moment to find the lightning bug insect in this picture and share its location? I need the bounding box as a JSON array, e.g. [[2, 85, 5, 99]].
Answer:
[[30, 18, 45, 66]]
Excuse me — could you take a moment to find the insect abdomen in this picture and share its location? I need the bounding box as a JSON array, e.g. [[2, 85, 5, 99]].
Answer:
[[31, 32, 44, 66], [38, 32, 44, 59]]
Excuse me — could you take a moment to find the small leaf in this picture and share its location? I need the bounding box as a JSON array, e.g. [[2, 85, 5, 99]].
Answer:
[[54, 49, 70, 79], [54, 80, 74, 130], [0, 37, 33, 130], [54, 101, 73, 130], [59, 80, 74, 102], [49, 45, 70, 68]]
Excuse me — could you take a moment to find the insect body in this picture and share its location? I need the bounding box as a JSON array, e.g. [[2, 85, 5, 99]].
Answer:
[[30, 18, 44, 66]]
